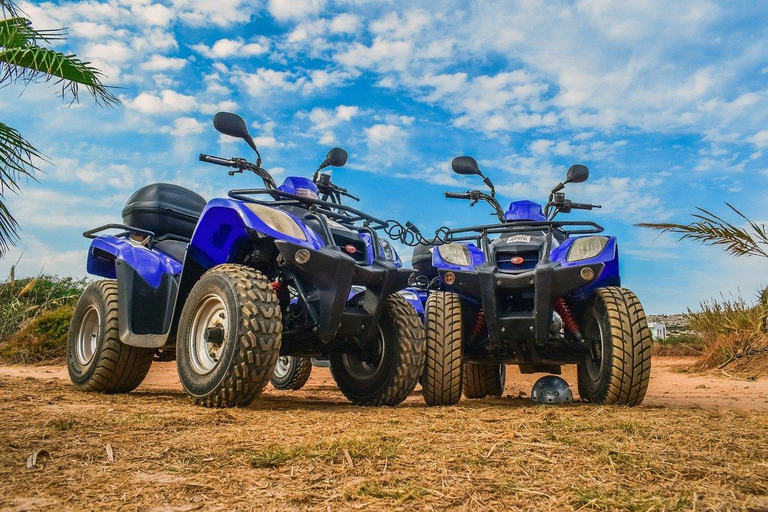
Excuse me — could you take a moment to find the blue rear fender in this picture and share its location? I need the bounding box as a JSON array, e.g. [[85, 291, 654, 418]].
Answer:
[[86, 236, 183, 348]]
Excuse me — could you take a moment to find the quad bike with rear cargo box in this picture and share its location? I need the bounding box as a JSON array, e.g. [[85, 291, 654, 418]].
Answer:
[[67, 112, 425, 408], [413, 156, 651, 406]]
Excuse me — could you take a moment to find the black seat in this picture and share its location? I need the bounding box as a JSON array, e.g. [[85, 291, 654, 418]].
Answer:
[[412, 243, 437, 277], [154, 239, 188, 263]]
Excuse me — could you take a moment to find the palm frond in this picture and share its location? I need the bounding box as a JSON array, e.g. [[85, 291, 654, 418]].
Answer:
[[1, 17, 66, 48], [0, 122, 42, 251], [0, 38, 118, 106], [0, 0, 19, 18], [638, 204, 768, 258]]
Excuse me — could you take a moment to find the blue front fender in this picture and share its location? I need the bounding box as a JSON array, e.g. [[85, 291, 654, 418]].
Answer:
[[187, 198, 324, 270]]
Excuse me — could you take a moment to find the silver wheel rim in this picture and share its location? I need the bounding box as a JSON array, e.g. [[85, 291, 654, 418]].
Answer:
[[273, 357, 292, 379], [76, 305, 100, 365], [584, 312, 606, 381], [342, 326, 384, 380], [188, 294, 228, 375]]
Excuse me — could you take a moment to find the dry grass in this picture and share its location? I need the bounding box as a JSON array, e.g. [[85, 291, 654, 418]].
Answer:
[[1, 375, 767, 511], [686, 293, 768, 376]]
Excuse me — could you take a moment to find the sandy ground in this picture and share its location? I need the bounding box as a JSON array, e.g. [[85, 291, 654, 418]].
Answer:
[[1, 356, 767, 510], [2, 356, 767, 411]]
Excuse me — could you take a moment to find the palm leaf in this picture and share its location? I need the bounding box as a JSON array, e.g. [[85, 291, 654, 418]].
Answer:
[[0, 28, 118, 106], [638, 204, 768, 258], [0, 0, 18, 18], [1, 18, 65, 48], [0, 121, 42, 252]]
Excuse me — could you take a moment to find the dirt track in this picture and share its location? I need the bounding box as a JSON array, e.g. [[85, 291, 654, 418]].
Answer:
[[1, 356, 767, 510], [2, 356, 767, 411]]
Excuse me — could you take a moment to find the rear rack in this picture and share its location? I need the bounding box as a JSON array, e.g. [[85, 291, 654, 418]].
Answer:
[[83, 224, 192, 249]]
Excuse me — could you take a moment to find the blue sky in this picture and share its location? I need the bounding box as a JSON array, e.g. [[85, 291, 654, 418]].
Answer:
[[2, 0, 768, 313]]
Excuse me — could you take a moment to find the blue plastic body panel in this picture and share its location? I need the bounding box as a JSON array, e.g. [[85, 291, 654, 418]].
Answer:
[[549, 236, 620, 298], [278, 176, 319, 198], [504, 200, 546, 222], [87, 236, 183, 286], [186, 198, 324, 270]]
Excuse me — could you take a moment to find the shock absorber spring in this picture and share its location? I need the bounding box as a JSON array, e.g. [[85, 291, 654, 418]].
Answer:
[[554, 298, 583, 341], [470, 309, 487, 341], [270, 281, 283, 293]]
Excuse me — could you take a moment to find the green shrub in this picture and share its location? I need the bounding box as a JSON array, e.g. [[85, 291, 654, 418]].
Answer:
[[0, 274, 87, 339], [0, 305, 74, 363]]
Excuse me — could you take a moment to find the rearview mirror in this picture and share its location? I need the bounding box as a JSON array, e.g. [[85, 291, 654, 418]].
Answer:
[[451, 156, 481, 176], [213, 112, 251, 140], [325, 147, 348, 168], [566, 164, 589, 184]]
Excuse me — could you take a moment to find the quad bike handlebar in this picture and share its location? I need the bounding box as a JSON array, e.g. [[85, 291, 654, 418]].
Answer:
[[199, 153, 278, 189]]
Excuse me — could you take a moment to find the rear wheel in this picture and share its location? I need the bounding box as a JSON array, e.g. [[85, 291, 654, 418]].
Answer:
[[330, 295, 424, 406], [270, 356, 312, 390], [463, 362, 506, 399], [177, 264, 282, 408], [67, 281, 154, 393], [576, 287, 651, 406], [422, 291, 463, 406]]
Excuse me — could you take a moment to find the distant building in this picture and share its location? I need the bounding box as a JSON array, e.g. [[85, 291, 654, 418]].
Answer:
[[648, 322, 667, 340]]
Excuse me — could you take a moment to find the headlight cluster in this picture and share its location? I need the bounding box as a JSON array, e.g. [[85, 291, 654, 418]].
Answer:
[[437, 243, 472, 266], [380, 239, 397, 262], [398, 290, 419, 301], [567, 236, 608, 262], [246, 203, 307, 241]]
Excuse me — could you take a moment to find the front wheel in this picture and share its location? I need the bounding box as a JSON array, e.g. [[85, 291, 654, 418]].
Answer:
[[270, 356, 312, 390], [330, 295, 425, 406], [422, 291, 463, 406], [176, 265, 282, 408], [576, 287, 651, 406]]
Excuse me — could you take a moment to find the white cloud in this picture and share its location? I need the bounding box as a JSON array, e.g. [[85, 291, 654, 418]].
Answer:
[[329, 13, 360, 33], [193, 38, 269, 59], [364, 124, 405, 145], [164, 117, 206, 136], [127, 90, 197, 114], [141, 54, 187, 71], [200, 100, 239, 115], [268, 0, 326, 21], [750, 130, 768, 148], [306, 105, 359, 143]]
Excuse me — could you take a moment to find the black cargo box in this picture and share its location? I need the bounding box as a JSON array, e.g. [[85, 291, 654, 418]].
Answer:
[[122, 183, 206, 240], [412, 244, 437, 277]]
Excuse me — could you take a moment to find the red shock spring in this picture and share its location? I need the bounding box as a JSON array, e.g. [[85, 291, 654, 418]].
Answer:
[[554, 298, 583, 341], [271, 281, 283, 294], [470, 309, 487, 341]]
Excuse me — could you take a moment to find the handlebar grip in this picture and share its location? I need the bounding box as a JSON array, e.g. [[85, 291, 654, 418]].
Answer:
[[445, 192, 469, 199], [199, 153, 235, 167], [571, 202, 599, 210]]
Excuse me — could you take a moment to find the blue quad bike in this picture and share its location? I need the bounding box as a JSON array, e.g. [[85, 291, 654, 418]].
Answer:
[[67, 112, 425, 407], [413, 156, 652, 406]]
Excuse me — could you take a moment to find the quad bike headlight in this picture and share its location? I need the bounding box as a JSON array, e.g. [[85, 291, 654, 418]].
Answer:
[[437, 243, 472, 266], [380, 239, 396, 261], [398, 290, 419, 301], [245, 203, 307, 241], [567, 236, 608, 262]]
